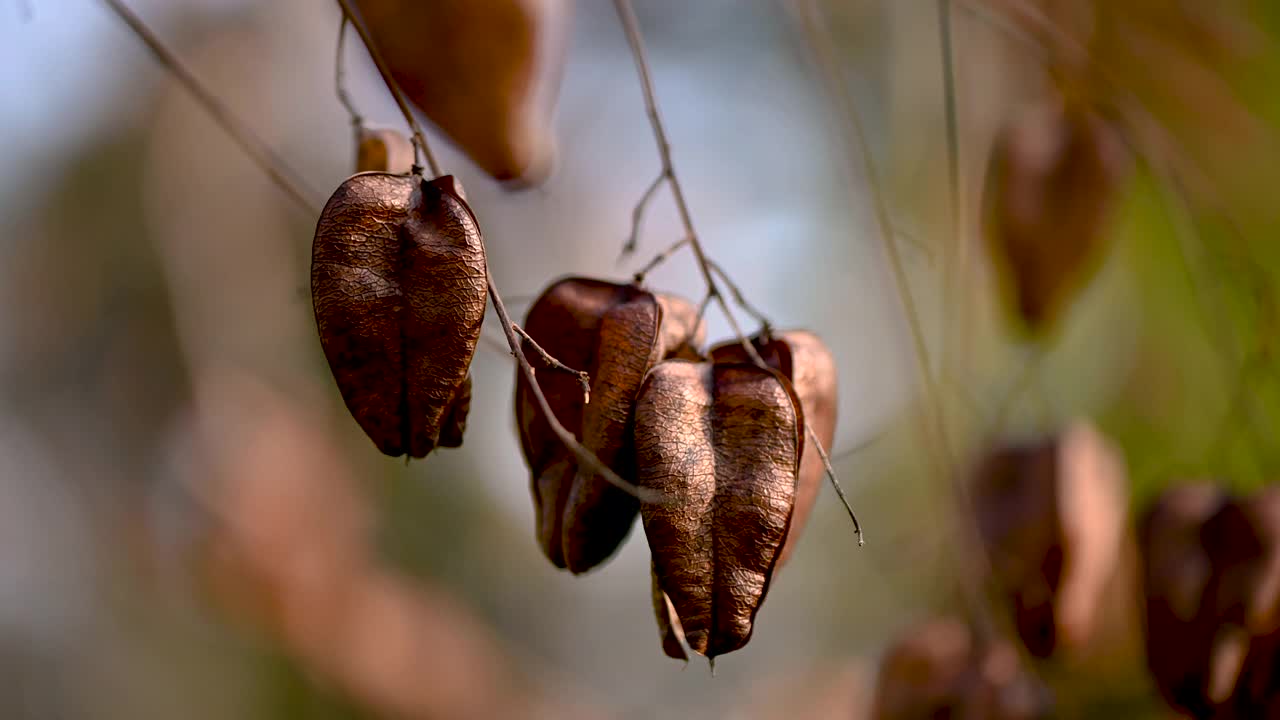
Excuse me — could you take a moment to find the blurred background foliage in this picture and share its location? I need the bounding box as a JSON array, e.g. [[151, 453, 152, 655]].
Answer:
[[0, 0, 1278, 718]]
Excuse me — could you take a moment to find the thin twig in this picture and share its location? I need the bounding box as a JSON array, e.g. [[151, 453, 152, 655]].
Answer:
[[99, 0, 322, 214], [489, 271, 656, 501], [633, 236, 690, 282], [795, 0, 990, 635], [613, 0, 861, 544], [936, 0, 972, 394], [335, 16, 364, 130], [335, 0, 441, 177], [810, 425, 863, 544], [513, 323, 592, 404], [622, 172, 667, 256], [707, 260, 772, 332]]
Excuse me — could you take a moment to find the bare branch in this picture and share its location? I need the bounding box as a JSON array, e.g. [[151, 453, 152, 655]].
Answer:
[[707, 259, 771, 332], [633, 235, 690, 282], [621, 171, 667, 257], [512, 323, 592, 405], [334, 16, 364, 131], [100, 0, 323, 215], [335, 0, 441, 177]]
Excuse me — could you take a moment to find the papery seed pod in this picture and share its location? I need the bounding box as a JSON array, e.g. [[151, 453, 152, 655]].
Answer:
[[355, 127, 416, 174], [312, 173, 486, 458], [515, 278, 704, 573], [635, 360, 803, 658], [971, 421, 1127, 658], [349, 0, 570, 184], [871, 618, 1053, 720], [652, 563, 688, 661], [711, 330, 837, 566], [982, 99, 1131, 334]]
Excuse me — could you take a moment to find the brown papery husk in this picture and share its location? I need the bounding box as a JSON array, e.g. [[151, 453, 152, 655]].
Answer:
[[348, 0, 570, 184], [711, 330, 837, 567], [636, 359, 803, 658], [312, 173, 486, 458], [355, 126, 416, 175], [515, 277, 703, 573], [982, 98, 1131, 336]]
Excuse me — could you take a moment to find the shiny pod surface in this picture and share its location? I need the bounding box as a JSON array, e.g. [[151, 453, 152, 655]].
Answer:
[[312, 173, 486, 458], [636, 360, 803, 658]]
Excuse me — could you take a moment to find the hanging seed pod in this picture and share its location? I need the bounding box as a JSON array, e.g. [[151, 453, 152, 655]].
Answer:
[[515, 278, 703, 573], [982, 99, 1131, 334], [971, 422, 1127, 658], [710, 330, 837, 566], [871, 618, 1052, 720], [652, 563, 688, 661], [355, 127, 417, 174], [635, 360, 803, 658], [312, 173, 486, 458], [1139, 484, 1231, 717], [349, 0, 570, 184]]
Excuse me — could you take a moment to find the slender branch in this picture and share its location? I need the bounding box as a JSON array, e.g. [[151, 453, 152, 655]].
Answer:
[[936, 0, 972, 393], [707, 260, 772, 332], [512, 323, 592, 404], [633, 236, 690, 282], [335, 16, 364, 130], [488, 271, 657, 502], [809, 425, 863, 545], [334, 0, 441, 177], [100, 0, 322, 214], [622, 172, 667, 256], [614, 0, 861, 544], [795, 0, 991, 634]]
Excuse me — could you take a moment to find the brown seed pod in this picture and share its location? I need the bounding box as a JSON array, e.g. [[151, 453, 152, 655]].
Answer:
[[635, 360, 803, 658], [312, 173, 486, 458], [515, 278, 703, 573], [349, 0, 570, 184], [710, 330, 837, 566], [651, 563, 688, 661], [971, 422, 1127, 659], [1139, 483, 1230, 717], [355, 127, 416, 174], [982, 99, 1131, 334], [871, 618, 1052, 720]]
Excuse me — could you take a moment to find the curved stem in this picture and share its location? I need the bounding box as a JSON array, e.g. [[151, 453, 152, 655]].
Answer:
[[335, 0, 441, 177], [334, 16, 364, 130]]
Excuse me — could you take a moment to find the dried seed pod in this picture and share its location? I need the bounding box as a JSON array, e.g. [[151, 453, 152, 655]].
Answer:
[[971, 421, 1127, 658], [982, 100, 1131, 334], [1139, 483, 1230, 717], [652, 563, 688, 661], [871, 618, 1052, 720], [635, 360, 803, 658], [515, 278, 704, 573], [355, 127, 416, 174], [711, 330, 837, 565], [349, 0, 570, 184], [312, 173, 486, 458]]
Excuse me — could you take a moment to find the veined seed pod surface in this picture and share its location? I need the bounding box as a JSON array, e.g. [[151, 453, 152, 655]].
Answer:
[[349, 0, 570, 184], [971, 422, 1127, 659], [710, 330, 837, 566], [983, 99, 1130, 334], [515, 277, 704, 573], [355, 126, 417, 175], [312, 172, 486, 458], [635, 359, 803, 658]]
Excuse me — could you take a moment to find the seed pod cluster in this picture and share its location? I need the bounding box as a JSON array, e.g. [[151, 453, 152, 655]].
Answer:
[[312, 173, 486, 458], [982, 99, 1131, 334], [513, 276, 840, 659], [1140, 485, 1280, 717], [970, 422, 1128, 659]]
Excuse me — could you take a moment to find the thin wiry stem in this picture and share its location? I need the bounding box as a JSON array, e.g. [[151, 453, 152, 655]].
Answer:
[[622, 172, 667, 256], [707, 260, 772, 332], [489, 271, 657, 501], [613, 0, 862, 544], [633, 236, 690, 282], [335, 0, 441, 177], [100, 0, 322, 214], [795, 0, 989, 636], [335, 16, 364, 130], [936, 0, 972, 389], [512, 323, 593, 404]]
